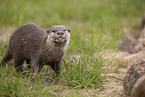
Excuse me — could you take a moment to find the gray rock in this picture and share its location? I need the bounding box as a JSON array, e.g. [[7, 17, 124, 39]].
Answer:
[[118, 36, 139, 53]]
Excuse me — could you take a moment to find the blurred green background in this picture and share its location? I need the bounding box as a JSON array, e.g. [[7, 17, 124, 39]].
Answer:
[[0, 0, 145, 54]]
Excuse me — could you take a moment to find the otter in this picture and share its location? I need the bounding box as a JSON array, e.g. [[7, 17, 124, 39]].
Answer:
[[0, 23, 70, 80]]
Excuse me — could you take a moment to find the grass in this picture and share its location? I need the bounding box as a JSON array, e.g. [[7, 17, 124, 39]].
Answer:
[[0, 0, 145, 96], [0, 66, 55, 97], [0, 41, 111, 96], [61, 46, 111, 88]]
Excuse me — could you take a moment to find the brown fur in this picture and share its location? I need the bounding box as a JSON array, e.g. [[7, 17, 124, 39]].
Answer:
[[0, 23, 70, 79]]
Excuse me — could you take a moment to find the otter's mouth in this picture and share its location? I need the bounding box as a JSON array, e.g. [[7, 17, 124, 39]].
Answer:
[[52, 37, 67, 44]]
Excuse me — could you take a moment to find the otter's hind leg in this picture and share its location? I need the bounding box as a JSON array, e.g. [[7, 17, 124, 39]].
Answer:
[[0, 47, 12, 65], [13, 55, 24, 72]]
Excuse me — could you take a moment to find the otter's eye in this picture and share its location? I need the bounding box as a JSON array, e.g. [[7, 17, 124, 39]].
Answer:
[[64, 30, 67, 32], [52, 30, 56, 33], [47, 30, 49, 33], [68, 29, 70, 33]]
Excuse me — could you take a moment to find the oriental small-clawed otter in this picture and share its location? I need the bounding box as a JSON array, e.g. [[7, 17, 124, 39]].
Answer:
[[0, 23, 70, 80]]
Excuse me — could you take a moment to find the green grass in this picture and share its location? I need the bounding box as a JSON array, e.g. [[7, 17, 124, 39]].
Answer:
[[61, 47, 111, 88], [0, 66, 55, 97], [0, 0, 145, 96]]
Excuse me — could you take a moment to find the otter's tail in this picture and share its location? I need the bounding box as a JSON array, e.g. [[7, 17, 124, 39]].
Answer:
[[0, 47, 12, 65]]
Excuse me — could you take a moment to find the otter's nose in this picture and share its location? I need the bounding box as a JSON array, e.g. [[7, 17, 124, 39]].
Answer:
[[57, 31, 64, 35]]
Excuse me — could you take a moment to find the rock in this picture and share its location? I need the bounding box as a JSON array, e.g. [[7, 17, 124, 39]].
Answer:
[[118, 36, 139, 53], [123, 59, 145, 97]]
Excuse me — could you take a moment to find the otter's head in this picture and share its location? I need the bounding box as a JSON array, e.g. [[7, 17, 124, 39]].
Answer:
[[47, 25, 70, 47]]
